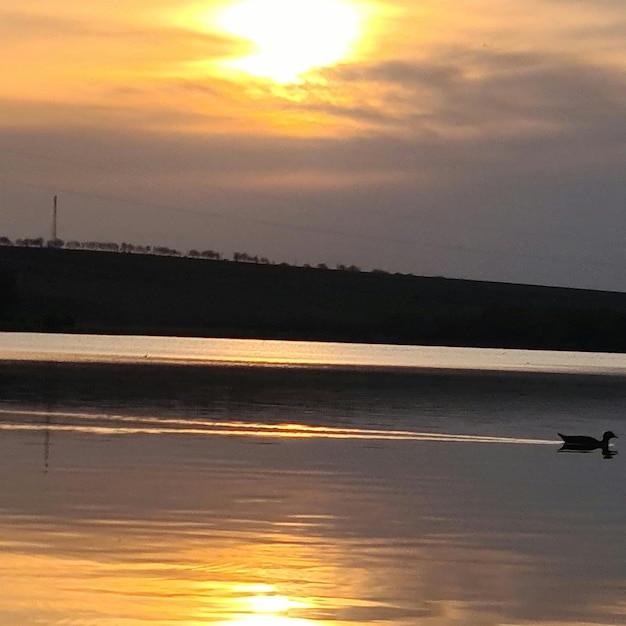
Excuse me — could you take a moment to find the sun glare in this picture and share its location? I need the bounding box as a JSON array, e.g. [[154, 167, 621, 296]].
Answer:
[[216, 0, 364, 83], [248, 593, 292, 613]]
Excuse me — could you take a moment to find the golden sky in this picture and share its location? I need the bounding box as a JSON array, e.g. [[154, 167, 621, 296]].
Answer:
[[1, 0, 626, 288], [4, 0, 624, 135]]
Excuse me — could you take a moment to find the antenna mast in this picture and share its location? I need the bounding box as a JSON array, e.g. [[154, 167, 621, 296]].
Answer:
[[52, 195, 58, 242]]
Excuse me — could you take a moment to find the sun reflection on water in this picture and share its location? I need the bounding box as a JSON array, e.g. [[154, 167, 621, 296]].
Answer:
[[246, 593, 292, 614], [226, 589, 315, 625], [1, 354, 625, 626]]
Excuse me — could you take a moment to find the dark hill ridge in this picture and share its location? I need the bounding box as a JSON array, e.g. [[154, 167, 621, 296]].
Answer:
[[1, 245, 625, 352]]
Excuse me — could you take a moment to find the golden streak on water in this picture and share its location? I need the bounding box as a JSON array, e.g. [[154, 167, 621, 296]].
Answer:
[[0, 551, 326, 625], [0, 408, 558, 444]]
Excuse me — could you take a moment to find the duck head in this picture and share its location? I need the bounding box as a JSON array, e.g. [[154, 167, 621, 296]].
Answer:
[[602, 431, 618, 443]]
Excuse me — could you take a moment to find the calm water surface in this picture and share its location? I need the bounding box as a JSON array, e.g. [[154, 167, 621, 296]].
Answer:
[[1, 333, 625, 625]]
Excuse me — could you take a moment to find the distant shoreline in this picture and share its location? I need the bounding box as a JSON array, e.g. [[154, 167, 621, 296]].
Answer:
[[1, 245, 625, 353]]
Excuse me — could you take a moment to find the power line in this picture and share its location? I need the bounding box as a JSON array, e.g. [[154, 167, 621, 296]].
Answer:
[[0, 175, 624, 271], [2, 139, 625, 249]]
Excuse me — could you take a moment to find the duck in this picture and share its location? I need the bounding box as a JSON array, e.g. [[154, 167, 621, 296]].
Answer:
[[558, 430, 618, 450]]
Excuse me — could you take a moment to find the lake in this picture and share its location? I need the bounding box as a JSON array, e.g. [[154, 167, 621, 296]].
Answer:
[[1, 332, 625, 625]]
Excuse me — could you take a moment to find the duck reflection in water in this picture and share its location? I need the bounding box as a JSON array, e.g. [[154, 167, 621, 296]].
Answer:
[[558, 430, 618, 459]]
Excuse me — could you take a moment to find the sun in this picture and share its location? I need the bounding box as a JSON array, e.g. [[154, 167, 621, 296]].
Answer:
[[216, 0, 365, 83]]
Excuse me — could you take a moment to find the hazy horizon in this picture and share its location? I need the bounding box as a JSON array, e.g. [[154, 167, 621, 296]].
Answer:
[[2, 0, 625, 291]]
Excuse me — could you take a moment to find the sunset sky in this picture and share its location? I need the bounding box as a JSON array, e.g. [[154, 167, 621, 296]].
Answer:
[[1, 0, 625, 290]]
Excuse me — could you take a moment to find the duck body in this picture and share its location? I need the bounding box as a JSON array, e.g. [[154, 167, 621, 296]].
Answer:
[[558, 430, 617, 450]]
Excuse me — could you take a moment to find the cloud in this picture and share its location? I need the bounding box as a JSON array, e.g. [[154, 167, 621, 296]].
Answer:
[[1, 123, 624, 291], [326, 59, 466, 90], [0, 11, 87, 38], [0, 8, 238, 53], [317, 49, 626, 140], [1, 1, 626, 289], [0, 7, 242, 109]]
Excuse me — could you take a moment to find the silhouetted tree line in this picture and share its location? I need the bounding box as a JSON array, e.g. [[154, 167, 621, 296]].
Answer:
[[1, 234, 196, 258], [189, 249, 222, 260], [0, 234, 372, 275], [2, 234, 264, 265], [233, 251, 270, 264]]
